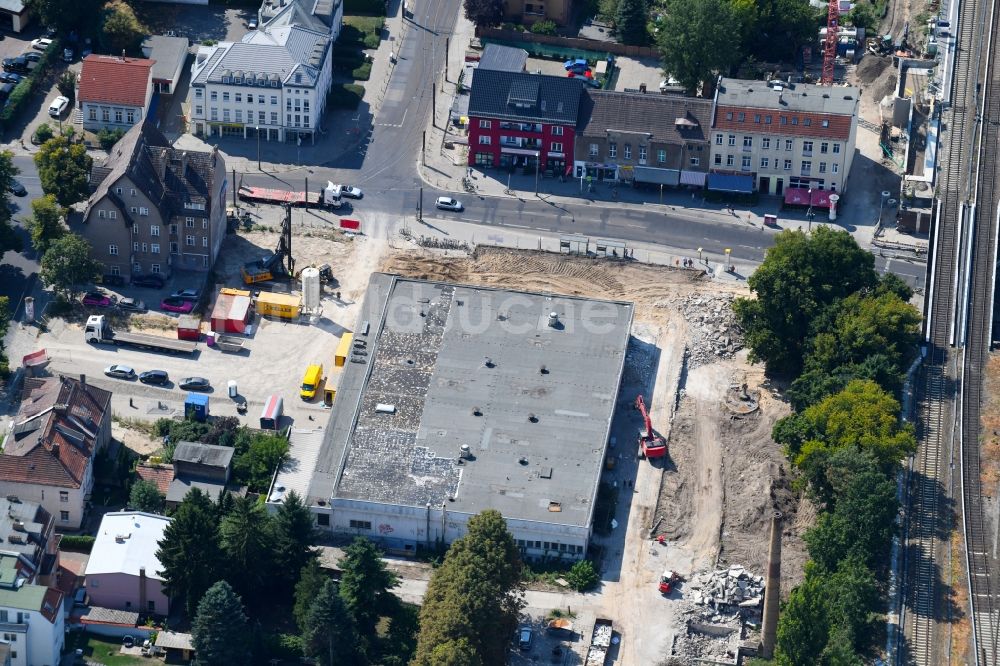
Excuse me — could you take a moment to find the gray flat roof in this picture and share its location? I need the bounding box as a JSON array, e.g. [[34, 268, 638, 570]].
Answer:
[[717, 77, 859, 115], [313, 274, 632, 529], [143, 35, 189, 82]]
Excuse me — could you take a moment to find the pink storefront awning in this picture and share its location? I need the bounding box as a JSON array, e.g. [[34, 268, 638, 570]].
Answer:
[[784, 187, 834, 209]]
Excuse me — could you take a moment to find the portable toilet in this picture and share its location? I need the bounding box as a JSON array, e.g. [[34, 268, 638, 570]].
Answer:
[[260, 394, 284, 429], [184, 393, 209, 422], [227, 380, 238, 398]]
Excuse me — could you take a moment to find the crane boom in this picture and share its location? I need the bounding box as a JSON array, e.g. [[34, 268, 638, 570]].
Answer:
[[636, 395, 653, 438], [821, 0, 839, 85]]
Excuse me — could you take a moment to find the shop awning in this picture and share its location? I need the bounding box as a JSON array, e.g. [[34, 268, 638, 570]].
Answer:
[[680, 170, 707, 186], [784, 187, 834, 208], [501, 147, 540, 157], [633, 166, 680, 186], [707, 173, 754, 193]]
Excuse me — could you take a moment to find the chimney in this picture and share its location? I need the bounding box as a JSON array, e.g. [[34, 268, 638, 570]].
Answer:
[[158, 148, 168, 182], [139, 566, 147, 612], [121, 49, 126, 60], [180, 151, 189, 175], [759, 511, 782, 659], [51, 443, 60, 458], [79, 373, 86, 386]]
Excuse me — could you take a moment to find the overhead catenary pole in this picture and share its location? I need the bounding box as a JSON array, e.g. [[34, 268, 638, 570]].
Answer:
[[445, 37, 450, 82], [232, 169, 237, 208], [432, 84, 436, 129]]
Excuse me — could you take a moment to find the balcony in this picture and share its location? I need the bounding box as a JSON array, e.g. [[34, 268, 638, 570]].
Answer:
[[499, 122, 542, 133], [500, 137, 541, 150]]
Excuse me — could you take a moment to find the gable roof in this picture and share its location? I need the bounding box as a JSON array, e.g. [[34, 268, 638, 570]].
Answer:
[[173, 442, 234, 469], [469, 70, 584, 125], [78, 55, 155, 107], [577, 90, 712, 144], [85, 512, 170, 581], [0, 376, 111, 489], [478, 44, 528, 73], [136, 464, 173, 495], [191, 24, 330, 89]]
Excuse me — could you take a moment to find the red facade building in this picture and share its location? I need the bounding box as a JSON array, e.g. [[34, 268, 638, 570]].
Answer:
[[467, 69, 585, 176]]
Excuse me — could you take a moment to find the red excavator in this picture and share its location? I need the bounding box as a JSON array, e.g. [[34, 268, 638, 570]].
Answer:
[[636, 395, 667, 459]]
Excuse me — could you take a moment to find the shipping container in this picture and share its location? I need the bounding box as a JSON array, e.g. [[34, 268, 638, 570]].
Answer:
[[256, 292, 302, 319], [184, 393, 210, 422], [260, 394, 284, 429], [335, 332, 354, 367], [324, 376, 337, 406]]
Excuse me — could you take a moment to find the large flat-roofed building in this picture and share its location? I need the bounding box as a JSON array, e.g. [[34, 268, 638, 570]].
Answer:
[[268, 273, 633, 562]]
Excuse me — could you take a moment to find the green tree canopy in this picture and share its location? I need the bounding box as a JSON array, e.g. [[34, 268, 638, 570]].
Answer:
[[746, 0, 819, 62], [845, 1, 878, 30], [0, 297, 11, 377], [413, 510, 524, 666], [614, 0, 649, 45], [57, 72, 77, 105], [220, 495, 276, 606], [733, 227, 880, 376], [156, 488, 222, 616], [462, 0, 503, 26], [128, 479, 164, 514], [0, 150, 22, 256], [25, 0, 101, 34], [338, 537, 399, 654], [101, 0, 147, 55], [658, 0, 743, 93], [34, 136, 93, 207], [28, 194, 65, 256], [39, 234, 100, 297], [775, 572, 830, 665], [191, 580, 250, 666], [303, 579, 357, 666], [232, 432, 289, 491], [428, 639, 483, 666], [295, 559, 329, 633], [273, 490, 318, 594]]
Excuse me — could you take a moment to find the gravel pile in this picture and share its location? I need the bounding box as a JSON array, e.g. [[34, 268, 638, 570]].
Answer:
[[662, 294, 744, 366], [688, 565, 765, 609]]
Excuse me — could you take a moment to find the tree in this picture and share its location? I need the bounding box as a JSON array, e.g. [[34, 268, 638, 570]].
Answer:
[[463, 0, 503, 27], [338, 537, 399, 652], [191, 581, 250, 666], [101, 0, 147, 55], [0, 297, 10, 377], [28, 195, 65, 256], [823, 557, 879, 650], [39, 234, 100, 297], [0, 150, 21, 255], [775, 573, 830, 666], [733, 228, 879, 376], [57, 72, 77, 105], [273, 491, 318, 593], [156, 488, 222, 616], [25, 0, 101, 34], [566, 559, 599, 591], [614, 0, 648, 45], [658, 0, 743, 93], [220, 496, 276, 606], [295, 560, 328, 633], [302, 579, 357, 666], [428, 639, 483, 666], [34, 136, 93, 207], [413, 510, 524, 666], [233, 433, 289, 491], [846, 1, 878, 30], [128, 479, 164, 514], [746, 0, 819, 62]]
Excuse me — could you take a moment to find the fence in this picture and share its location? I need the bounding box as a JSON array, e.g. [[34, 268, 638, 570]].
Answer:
[[475, 27, 660, 58]]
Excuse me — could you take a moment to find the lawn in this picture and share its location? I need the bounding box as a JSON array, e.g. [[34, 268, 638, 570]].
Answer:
[[342, 15, 384, 49], [66, 632, 150, 666]]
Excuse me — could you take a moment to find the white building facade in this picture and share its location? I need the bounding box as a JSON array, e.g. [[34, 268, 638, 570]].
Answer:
[[0, 584, 64, 666]]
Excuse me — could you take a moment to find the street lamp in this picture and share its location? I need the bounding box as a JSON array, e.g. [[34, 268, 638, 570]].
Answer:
[[256, 126, 261, 171], [878, 190, 891, 227], [724, 248, 732, 272], [806, 188, 814, 232], [697, 247, 704, 265]]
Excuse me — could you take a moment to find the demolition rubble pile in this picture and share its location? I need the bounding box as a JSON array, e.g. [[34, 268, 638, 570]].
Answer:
[[687, 565, 765, 609], [662, 294, 744, 366]]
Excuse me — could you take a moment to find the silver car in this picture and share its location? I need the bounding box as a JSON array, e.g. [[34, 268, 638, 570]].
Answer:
[[436, 196, 463, 211], [104, 365, 135, 380]]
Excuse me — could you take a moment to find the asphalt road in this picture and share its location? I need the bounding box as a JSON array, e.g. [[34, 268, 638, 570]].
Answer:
[[0, 155, 48, 316]]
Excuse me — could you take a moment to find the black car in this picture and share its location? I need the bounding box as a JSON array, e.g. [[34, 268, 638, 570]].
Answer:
[[132, 274, 165, 288], [8, 179, 25, 196], [139, 370, 169, 385], [21, 52, 41, 63], [0, 72, 23, 84], [3, 57, 27, 73], [179, 377, 210, 391]]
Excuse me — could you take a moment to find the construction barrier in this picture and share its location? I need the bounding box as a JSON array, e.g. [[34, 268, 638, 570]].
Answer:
[[340, 218, 361, 231]]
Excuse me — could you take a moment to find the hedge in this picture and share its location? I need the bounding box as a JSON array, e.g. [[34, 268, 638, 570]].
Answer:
[[1, 40, 61, 123], [344, 0, 385, 15], [352, 60, 372, 81], [60, 535, 95, 553], [327, 83, 365, 109]]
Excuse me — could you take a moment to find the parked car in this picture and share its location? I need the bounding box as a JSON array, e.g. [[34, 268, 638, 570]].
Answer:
[[342, 185, 363, 199], [30, 38, 53, 51], [104, 364, 135, 380], [435, 196, 463, 211], [179, 377, 210, 391], [248, 16, 258, 29], [2, 57, 27, 73], [117, 297, 146, 312], [518, 626, 533, 651], [0, 72, 23, 84], [62, 48, 73, 62], [21, 52, 42, 63], [8, 179, 25, 196], [132, 274, 165, 288], [81, 291, 115, 307], [139, 370, 169, 385], [160, 297, 194, 313], [48, 96, 69, 118], [101, 274, 125, 286], [169, 288, 200, 301]]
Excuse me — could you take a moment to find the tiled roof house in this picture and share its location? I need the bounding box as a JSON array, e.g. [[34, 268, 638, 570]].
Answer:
[[77, 55, 156, 133]]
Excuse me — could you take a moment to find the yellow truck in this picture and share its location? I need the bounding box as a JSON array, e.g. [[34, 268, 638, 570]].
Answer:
[[300, 364, 323, 400]]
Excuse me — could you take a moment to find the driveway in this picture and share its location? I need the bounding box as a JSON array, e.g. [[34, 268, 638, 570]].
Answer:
[[135, 4, 254, 45]]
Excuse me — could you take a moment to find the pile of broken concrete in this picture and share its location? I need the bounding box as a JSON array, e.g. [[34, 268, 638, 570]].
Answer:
[[687, 565, 765, 610], [664, 294, 744, 366]]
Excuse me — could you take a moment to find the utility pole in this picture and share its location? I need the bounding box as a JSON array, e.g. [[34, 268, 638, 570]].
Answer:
[[256, 126, 261, 170], [422, 130, 426, 164], [534, 152, 540, 195], [418, 187, 423, 221], [445, 37, 450, 82], [432, 85, 436, 129], [232, 168, 237, 208]]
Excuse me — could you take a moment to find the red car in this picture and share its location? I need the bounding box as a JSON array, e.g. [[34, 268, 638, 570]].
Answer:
[[82, 291, 116, 307], [160, 297, 195, 313]]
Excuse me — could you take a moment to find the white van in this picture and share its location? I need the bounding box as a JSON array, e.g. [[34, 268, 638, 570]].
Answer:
[[48, 96, 69, 117]]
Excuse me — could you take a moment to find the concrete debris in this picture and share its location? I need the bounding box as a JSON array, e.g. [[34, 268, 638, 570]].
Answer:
[[658, 294, 744, 367], [688, 565, 765, 610]]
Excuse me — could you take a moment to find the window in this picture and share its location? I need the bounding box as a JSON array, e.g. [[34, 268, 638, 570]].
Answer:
[[762, 137, 771, 150], [820, 142, 829, 154], [185, 217, 195, 227], [210, 91, 217, 101], [760, 157, 769, 169], [133, 242, 139, 252], [132, 224, 138, 235], [258, 111, 265, 123], [60, 511, 69, 522], [638, 146, 646, 162], [785, 139, 793, 151], [195, 105, 203, 116], [110, 265, 120, 276], [802, 141, 813, 155], [801, 161, 811, 174], [222, 92, 230, 102], [195, 89, 203, 99], [210, 108, 218, 121], [109, 210, 117, 219], [624, 144, 631, 159], [783, 159, 792, 171], [127, 110, 135, 124], [151, 243, 160, 254], [726, 154, 735, 166], [170, 242, 178, 253], [151, 263, 161, 274], [479, 119, 491, 128], [832, 143, 841, 154], [170, 224, 177, 234], [270, 112, 278, 124], [304, 117, 310, 128], [552, 126, 563, 136], [780, 116, 787, 125], [186, 235, 195, 246], [822, 119, 830, 128], [270, 96, 278, 105], [115, 187, 123, 194], [149, 601, 155, 612], [202, 219, 209, 229], [743, 136, 752, 148], [754, 114, 761, 123], [235, 93, 242, 103], [139, 207, 149, 216], [317, 514, 330, 526], [726, 112, 733, 120], [98, 210, 106, 219], [141, 243, 147, 253], [819, 162, 827, 173], [88, 108, 97, 120], [737, 112, 745, 122], [235, 110, 242, 122], [715, 133, 723, 145], [728, 134, 736, 146], [0, 612, 6, 622], [690, 157, 700, 166], [608, 142, 617, 158], [349, 520, 372, 530], [202, 256, 208, 268], [247, 94, 254, 103], [714, 154, 722, 165], [286, 99, 292, 111], [765, 115, 772, 125], [151, 225, 160, 236], [803, 118, 811, 126], [109, 244, 118, 255], [551, 142, 563, 152], [791, 117, 798, 125], [657, 149, 666, 163], [741, 155, 751, 169], [832, 163, 839, 173], [133, 262, 141, 273], [303, 101, 309, 111], [223, 110, 230, 122], [102, 108, 110, 122], [589, 143, 599, 157]]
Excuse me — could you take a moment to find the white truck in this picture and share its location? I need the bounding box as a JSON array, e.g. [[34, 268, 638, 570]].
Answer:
[[84, 315, 197, 355]]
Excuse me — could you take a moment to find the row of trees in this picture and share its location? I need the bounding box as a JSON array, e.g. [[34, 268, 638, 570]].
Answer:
[[735, 228, 921, 663]]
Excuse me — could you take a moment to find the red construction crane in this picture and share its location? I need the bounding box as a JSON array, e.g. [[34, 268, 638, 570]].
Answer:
[[821, 0, 840, 85], [635, 395, 667, 459]]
